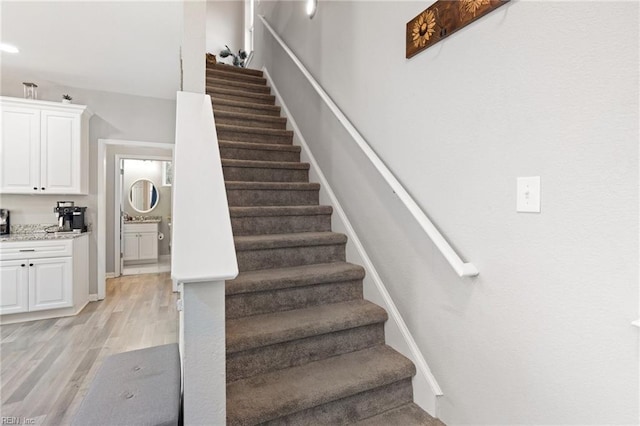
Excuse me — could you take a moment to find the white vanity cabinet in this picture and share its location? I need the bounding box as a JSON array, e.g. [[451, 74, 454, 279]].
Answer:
[[0, 235, 89, 324], [123, 223, 158, 263], [0, 97, 92, 195]]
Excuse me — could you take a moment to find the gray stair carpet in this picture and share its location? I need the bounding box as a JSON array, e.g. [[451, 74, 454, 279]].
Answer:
[[207, 62, 440, 425]]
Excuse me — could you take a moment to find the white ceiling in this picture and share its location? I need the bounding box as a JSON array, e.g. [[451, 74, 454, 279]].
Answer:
[[1, 1, 183, 100]]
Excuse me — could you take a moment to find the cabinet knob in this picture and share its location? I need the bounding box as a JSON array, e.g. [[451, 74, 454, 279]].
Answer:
[[21, 264, 25, 267], [29, 263, 34, 267], [41, 187, 45, 190], [33, 187, 38, 190]]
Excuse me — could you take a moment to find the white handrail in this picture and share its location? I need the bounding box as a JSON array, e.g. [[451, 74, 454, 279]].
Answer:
[[258, 15, 478, 278]]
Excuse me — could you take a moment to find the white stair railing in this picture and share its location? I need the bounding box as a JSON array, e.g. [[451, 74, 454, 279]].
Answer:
[[258, 15, 478, 278], [172, 91, 238, 424]]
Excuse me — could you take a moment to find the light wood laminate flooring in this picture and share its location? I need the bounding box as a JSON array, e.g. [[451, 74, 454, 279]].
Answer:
[[0, 273, 178, 425]]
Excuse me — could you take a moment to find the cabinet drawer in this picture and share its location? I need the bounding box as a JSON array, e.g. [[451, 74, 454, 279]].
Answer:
[[0, 239, 73, 261]]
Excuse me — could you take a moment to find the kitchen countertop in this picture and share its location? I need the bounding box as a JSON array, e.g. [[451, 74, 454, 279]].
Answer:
[[0, 232, 89, 242]]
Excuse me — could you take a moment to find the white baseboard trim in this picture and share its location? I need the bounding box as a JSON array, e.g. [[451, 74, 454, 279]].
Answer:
[[105, 272, 116, 279], [89, 294, 99, 302], [263, 67, 442, 416]]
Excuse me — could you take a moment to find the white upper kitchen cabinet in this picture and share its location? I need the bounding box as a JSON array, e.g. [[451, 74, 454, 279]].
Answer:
[[0, 97, 92, 194]]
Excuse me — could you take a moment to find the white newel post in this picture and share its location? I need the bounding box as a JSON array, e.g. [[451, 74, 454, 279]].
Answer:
[[182, 281, 226, 424]]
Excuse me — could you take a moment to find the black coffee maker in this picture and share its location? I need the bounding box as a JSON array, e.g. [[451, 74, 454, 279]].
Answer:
[[0, 209, 9, 235], [54, 201, 87, 233]]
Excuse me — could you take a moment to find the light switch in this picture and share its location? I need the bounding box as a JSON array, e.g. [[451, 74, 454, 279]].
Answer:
[[516, 176, 541, 213]]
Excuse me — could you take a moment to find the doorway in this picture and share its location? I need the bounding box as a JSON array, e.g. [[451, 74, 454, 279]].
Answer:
[[115, 155, 173, 277], [97, 139, 174, 300]]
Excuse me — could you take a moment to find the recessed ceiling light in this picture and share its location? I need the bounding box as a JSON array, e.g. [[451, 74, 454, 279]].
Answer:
[[0, 43, 20, 54], [306, 0, 317, 19]]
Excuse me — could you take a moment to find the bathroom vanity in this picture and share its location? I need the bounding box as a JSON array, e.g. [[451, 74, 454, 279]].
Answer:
[[123, 221, 159, 264], [0, 233, 89, 324]]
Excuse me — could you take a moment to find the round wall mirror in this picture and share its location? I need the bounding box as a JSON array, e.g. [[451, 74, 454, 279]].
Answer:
[[129, 178, 159, 213]]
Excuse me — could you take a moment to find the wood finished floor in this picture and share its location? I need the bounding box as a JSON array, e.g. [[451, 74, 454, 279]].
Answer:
[[0, 272, 178, 425]]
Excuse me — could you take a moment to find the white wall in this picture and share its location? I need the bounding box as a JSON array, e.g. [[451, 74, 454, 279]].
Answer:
[[1, 69, 176, 292], [207, 0, 245, 65], [253, 1, 639, 424]]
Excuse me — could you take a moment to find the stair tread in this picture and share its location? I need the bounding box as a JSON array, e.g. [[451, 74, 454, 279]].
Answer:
[[208, 87, 275, 101], [222, 158, 309, 170], [219, 140, 301, 153], [207, 77, 270, 92], [212, 97, 281, 113], [207, 63, 263, 77], [234, 231, 347, 251], [356, 403, 442, 426], [226, 261, 365, 295], [229, 205, 331, 217], [214, 110, 287, 124], [216, 123, 292, 137], [225, 181, 320, 190], [227, 345, 415, 425], [207, 68, 267, 85], [227, 299, 387, 353]]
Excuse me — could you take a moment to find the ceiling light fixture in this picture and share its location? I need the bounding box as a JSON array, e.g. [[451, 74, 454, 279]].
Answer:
[[0, 43, 20, 54], [305, 0, 318, 19]]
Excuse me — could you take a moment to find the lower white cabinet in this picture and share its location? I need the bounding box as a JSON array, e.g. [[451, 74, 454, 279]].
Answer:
[[124, 223, 158, 263], [0, 260, 29, 315], [29, 257, 73, 311], [0, 235, 89, 323]]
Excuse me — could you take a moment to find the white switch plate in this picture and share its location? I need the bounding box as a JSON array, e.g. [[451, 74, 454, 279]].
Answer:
[[517, 176, 541, 213]]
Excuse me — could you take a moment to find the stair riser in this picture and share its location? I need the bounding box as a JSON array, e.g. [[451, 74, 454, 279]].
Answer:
[[217, 128, 293, 145], [227, 324, 384, 382], [216, 116, 286, 130], [209, 90, 275, 105], [236, 244, 345, 272], [213, 103, 281, 117], [226, 188, 319, 207], [261, 378, 414, 426], [220, 146, 300, 162], [231, 213, 331, 236], [226, 280, 363, 319], [207, 80, 271, 95], [207, 70, 267, 85], [223, 166, 308, 183]]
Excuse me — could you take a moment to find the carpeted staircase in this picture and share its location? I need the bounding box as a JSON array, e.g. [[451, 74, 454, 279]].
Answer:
[[207, 62, 442, 426]]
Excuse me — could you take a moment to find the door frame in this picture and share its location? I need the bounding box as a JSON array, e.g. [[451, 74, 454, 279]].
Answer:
[[97, 139, 174, 300], [114, 154, 173, 278]]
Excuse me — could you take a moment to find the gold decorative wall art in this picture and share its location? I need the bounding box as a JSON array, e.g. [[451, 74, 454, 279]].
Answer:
[[406, 0, 510, 59]]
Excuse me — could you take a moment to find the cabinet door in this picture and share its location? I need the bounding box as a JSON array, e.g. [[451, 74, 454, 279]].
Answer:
[[123, 232, 139, 261], [137, 232, 158, 261], [0, 106, 40, 193], [0, 260, 29, 314], [28, 257, 72, 311], [40, 110, 81, 194]]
